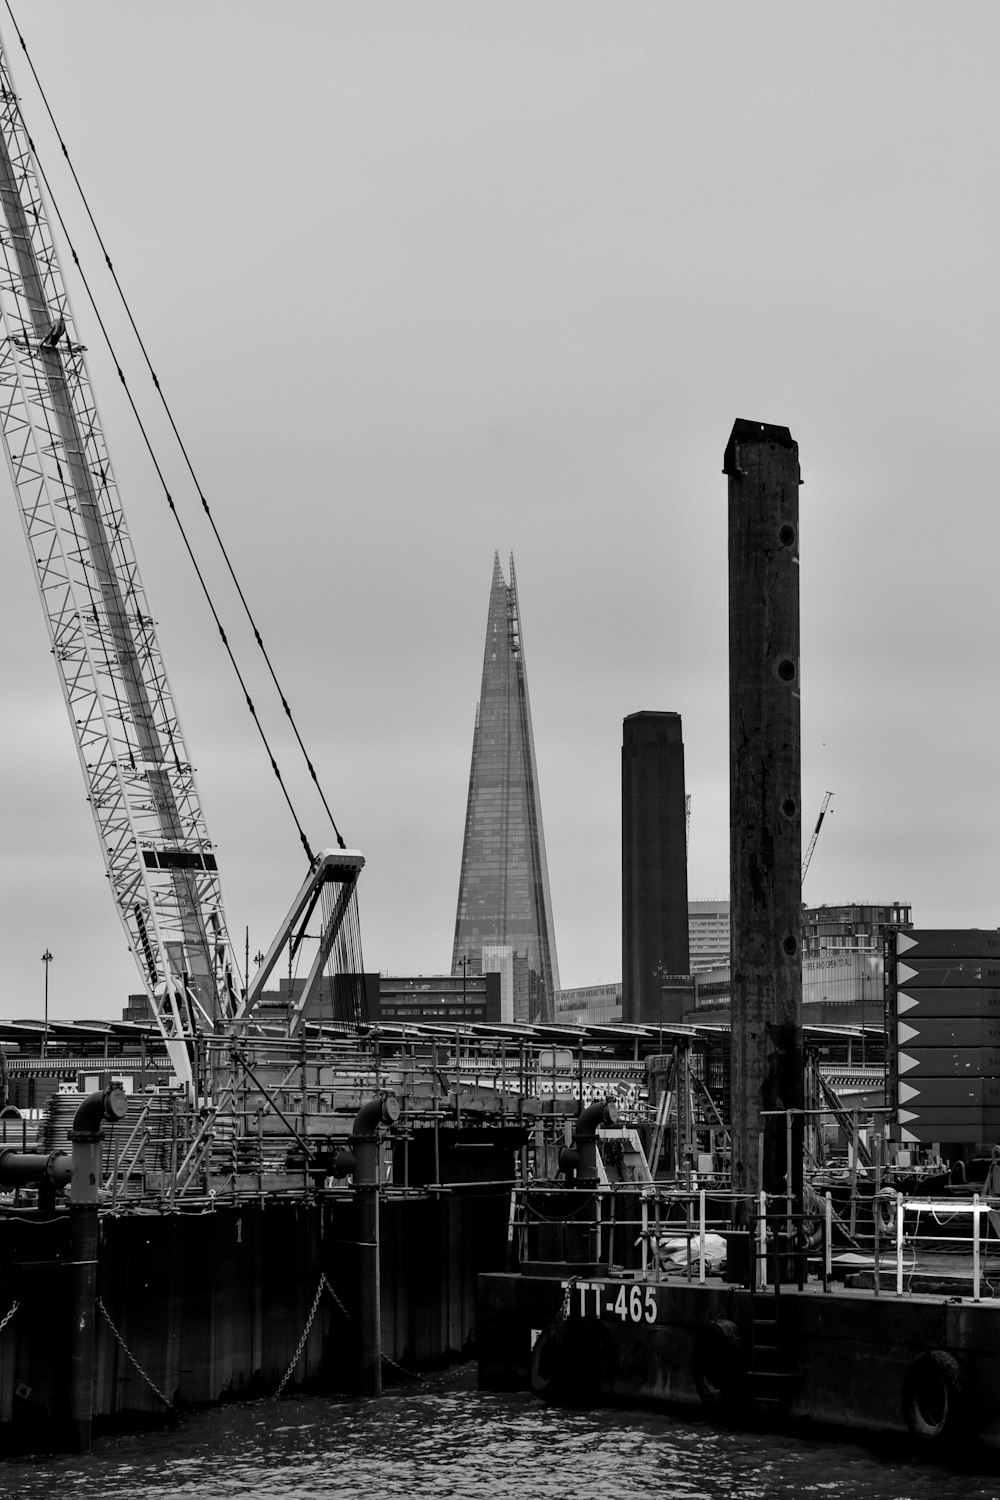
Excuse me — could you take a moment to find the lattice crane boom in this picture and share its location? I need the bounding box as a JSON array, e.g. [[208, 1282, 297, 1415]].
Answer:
[[801, 790, 833, 883], [0, 45, 235, 1088]]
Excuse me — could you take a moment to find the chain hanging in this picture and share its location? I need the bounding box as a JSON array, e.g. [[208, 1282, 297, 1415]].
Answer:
[[97, 1296, 176, 1412]]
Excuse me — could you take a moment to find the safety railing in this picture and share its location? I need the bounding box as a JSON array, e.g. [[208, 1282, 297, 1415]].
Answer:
[[860, 1190, 998, 1303], [749, 1192, 834, 1294], [511, 1181, 735, 1279], [509, 1177, 1000, 1308]]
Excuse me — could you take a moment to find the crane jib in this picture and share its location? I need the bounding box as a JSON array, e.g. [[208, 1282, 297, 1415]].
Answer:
[[0, 43, 230, 1092], [0, 33, 368, 1097], [142, 850, 219, 872]]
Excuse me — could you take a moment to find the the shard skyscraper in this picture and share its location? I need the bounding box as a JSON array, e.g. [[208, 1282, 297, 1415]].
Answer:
[[452, 553, 560, 1022]]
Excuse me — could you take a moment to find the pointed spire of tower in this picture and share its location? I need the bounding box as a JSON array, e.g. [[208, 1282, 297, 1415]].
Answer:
[[452, 553, 560, 1022]]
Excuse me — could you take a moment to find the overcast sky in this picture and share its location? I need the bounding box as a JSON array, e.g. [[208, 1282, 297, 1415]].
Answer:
[[0, 1, 997, 1022]]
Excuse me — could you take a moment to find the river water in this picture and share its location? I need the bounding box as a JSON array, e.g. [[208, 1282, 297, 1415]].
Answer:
[[2, 1366, 999, 1500]]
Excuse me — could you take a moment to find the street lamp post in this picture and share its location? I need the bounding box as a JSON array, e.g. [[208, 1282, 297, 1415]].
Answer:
[[41, 949, 52, 1058]]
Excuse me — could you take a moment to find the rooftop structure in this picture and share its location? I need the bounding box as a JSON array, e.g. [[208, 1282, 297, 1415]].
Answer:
[[802, 901, 912, 958]]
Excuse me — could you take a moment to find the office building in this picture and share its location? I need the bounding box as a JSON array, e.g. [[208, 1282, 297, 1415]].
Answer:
[[451, 553, 560, 1021], [689, 900, 913, 1035], [688, 899, 731, 972], [374, 972, 501, 1025]]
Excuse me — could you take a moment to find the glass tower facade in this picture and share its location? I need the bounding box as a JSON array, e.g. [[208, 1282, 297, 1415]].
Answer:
[[451, 553, 560, 1021]]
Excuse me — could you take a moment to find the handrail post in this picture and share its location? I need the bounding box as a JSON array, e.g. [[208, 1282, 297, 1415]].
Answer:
[[871, 1178, 881, 1296], [974, 1192, 981, 1302], [698, 1188, 706, 1284], [823, 1190, 832, 1292], [595, 1192, 602, 1268], [785, 1108, 793, 1242], [896, 1190, 904, 1297], [757, 1190, 767, 1289], [641, 1192, 649, 1276], [849, 1111, 858, 1241], [684, 1193, 692, 1281]]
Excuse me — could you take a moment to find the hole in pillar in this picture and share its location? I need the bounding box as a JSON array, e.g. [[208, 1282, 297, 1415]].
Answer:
[[782, 935, 798, 957], [779, 524, 796, 546], [781, 798, 797, 819], [777, 658, 796, 682]]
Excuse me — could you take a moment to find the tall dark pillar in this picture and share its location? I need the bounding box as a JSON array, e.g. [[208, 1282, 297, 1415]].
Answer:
[[725, 420, 804, 1214], [621, 711, 690, 1024]]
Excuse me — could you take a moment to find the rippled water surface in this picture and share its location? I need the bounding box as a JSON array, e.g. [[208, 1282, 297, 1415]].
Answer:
[[3, 1367, 1000, 1500]]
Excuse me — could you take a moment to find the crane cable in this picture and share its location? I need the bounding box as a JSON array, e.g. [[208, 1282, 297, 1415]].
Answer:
[[2, 1, 347, 861]]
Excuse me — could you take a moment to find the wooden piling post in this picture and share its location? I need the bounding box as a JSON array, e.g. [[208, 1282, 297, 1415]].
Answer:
[[724, 419, 804, 1216]]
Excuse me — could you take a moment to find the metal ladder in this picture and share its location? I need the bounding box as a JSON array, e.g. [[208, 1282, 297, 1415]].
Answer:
[[748, 1284, 797, 1409], [747, 1205, 801, 1410]]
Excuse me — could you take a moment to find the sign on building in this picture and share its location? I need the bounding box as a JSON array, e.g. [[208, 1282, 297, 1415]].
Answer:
[[888, 929, 1000, 1145]]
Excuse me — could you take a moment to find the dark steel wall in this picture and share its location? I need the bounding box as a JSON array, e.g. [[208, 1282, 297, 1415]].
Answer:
[[0, 1190, 511, 1451]]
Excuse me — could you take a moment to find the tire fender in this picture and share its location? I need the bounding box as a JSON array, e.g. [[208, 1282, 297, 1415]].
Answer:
[[901, 1349, 968, 1442], [692, 1317, 748, 1410], [529, 1324, 566, 1402], [529, 1321, 603, 1406]]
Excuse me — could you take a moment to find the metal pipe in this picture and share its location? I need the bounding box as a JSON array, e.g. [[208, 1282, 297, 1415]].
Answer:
[[347, 1096, 399, 1399], [351, 1097, 398, 1144], [0, 1147, 71, 1188], [572, 1099, 619, 1186], [68, 1084, 127, 1453]]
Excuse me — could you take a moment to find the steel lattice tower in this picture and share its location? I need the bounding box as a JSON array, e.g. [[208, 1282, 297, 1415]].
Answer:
[[452, 553, 560, 1022], [0, 41, 235, 1088]]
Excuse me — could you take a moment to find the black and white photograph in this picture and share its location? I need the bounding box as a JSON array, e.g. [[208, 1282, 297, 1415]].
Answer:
[[0, 3, 997, 1496]]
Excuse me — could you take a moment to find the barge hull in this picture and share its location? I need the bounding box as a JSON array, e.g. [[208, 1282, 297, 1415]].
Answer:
[[478, 1270, 1000, 1449]]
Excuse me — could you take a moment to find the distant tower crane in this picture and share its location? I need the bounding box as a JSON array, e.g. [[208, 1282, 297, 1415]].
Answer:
[[0, 39, 363, 1091], [801, 791, 834, 883]]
